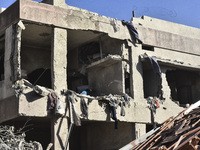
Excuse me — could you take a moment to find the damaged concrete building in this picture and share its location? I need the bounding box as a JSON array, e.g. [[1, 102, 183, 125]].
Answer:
[[1, 0, 200, 149]]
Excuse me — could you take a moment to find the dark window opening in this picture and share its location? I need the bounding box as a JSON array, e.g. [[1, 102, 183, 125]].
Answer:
[[143, 63, 162, 98], [125, 72, 130, 95], [67, 41, 101, 93], [142, 45, 154, 51], [79, 42, 100, 65], [0, 34, 5, 81], [166, 69, 200, 105], [146, 124, 154, 133], [21, 24, 52, 88], [27, 68, 51, 88], [146, 123, 160, 133], [67, 70, 89, 93]]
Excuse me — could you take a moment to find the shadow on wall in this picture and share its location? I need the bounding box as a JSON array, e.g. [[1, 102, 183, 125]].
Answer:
[[27, 68, 51, 88]]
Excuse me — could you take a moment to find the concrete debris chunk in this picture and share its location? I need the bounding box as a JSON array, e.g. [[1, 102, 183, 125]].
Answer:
[[12, 79, 34, 97], [33, 85, 52, 97]]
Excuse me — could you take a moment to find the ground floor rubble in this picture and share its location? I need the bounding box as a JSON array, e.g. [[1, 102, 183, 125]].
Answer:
[[0, 125, 52, 150]]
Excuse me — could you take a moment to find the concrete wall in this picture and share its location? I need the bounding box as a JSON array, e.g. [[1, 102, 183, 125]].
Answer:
[[101, 35, 123, 55], [2, 1, 200, 149], [21, 46, 51, 74], [88, 62, 123, 95], [0, 25, 15, 100]]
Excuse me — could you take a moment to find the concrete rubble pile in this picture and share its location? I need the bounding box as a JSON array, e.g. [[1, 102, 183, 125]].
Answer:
[[0, 125, 43, 150], [120, 101, 200, 150]]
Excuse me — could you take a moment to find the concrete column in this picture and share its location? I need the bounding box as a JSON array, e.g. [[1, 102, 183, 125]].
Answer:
[[130, 43, 145, 101], [4, 26, 13, 84], [135, 123, 146, 139], [1, 25, 15, 99], [51, 27, 67, 93], [51, 27, 68, 150], [14, 21, 24, 81], [51, 116, 69, 150]]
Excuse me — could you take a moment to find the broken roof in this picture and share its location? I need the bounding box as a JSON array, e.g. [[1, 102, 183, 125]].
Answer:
[[120, 100, 200, 150]]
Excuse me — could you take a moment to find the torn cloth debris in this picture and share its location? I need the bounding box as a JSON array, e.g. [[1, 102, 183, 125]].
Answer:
[[144, 54, 161, 77], [80, 97, 88, 118], [143, 53, 163, 99], [66, 91, 81, 126], [109, 99, 118, 129], [47, 92, 65, 116], [122, 20, 143, 44], [147, 97, 160, 128]]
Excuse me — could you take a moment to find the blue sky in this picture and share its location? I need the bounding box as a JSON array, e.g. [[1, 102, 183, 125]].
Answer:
[[0, 0, 200, 29]]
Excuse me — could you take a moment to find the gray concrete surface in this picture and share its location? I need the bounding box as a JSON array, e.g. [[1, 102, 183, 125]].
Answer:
[[1, 0, 200, 149]]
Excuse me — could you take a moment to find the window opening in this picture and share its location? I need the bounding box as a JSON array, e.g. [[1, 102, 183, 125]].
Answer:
[[166, 69, 199, 105], [21, 24, 52, 88], [125, 72, 130, 95], [142, 45, 154, 51]]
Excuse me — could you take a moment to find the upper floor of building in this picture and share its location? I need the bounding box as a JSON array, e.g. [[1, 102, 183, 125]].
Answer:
[[1, 0, 200, 125]]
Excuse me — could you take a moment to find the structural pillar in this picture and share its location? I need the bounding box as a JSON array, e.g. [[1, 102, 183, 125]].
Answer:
[[130, 43, 145, 101], [51, 27, 67, 92], [135, 123, 146, 139], [51, 27, 68, 150], [2, 25, 15, 99]]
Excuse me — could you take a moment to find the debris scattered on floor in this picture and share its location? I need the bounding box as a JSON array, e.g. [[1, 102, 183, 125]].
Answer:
[[120, 100, 200, 150]]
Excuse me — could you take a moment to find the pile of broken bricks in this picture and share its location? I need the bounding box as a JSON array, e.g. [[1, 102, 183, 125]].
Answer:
[[120, 101, 200, 150]]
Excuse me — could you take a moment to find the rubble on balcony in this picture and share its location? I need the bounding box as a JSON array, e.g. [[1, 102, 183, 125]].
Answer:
[[120, 100, 200, 150], [12, 79, 133, 128], [12, 79, 65, 116], [63, 90, 132, 129]]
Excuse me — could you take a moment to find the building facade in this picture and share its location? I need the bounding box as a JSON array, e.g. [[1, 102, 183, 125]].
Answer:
[[1, 0, 200, 149]]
